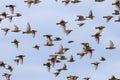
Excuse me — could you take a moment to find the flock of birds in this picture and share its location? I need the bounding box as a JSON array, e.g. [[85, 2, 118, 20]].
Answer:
[[0, 0, 120, 80]]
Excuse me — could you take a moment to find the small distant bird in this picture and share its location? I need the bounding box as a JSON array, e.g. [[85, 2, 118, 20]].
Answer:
[[53, 37, 62, 41], [77, 52, 86, 59], [115, 16, 120, 22], [0, 18, 4, 23], [95, 0, 104, 2], [56, 20, 67, 30], [0, 61, 6, 68], [103, 16, 113, 23], [31, 30, 37, 38], [77, 23, 85, 27], [53, 71, 61, 77], [62, 0, 71, 5], [75, 15, 86, 21], [95, 26, 105, 32], [100, 56, 106, 61], [43, 35, 54, 46], [61, 63, 67, 70], [13, 59, 20, 65], [58, 55, 67, 60], [6, 15, 14, 22], [43, 62, 51, 72], [91, 31, 101, 44], [11, 39, 20, 48], [2, 73, 11, 80], [1, 28, 10, 36], [109, 75, 120, 80], [16, 55, 25, 64], [83, 77, 90, 80], [91, 62, 100, 70], [15, 13, 22, 17], [67, 55, 75, 62], [33, 0, 41, 4], [56, 44, 64, 54], [68, 40, 74, 43], [6, 65, 13, 72], [24, 0, 34, 8], [112, 0, 120, 11], [106, 40, 116, 49], [0, 12, 8, 18], [5, 4, 16, 14], [33, 44, 40, 50], [11, 25, 21, 32], [86, 10, 94, 20], [64, 29, 73, 35], [112, 10, 120, 15], [67, 75, 78, 80], [71, 0, 80, 3], [23, 22, 32, 34]]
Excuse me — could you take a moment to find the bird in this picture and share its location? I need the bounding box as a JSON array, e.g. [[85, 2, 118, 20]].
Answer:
[[77, 52, 86, 59], [6, 15, 14, 22], [91, 62, 100, 70], [95, 26, 105, 32], [64, 29, 73, 35], [1, 28, 10, 36], [67, 75, 78, 80], [95, 0, 104, 2], [11, 39, 20, 48], [53, 71, 61, 77], [0, 12, 8, 18], [2, 73, 12, 80], [56, 44, 64, 54], [103, 16, 113, 23], [0, 61, 6, 68], [61, 63, 67, 70], [11, 25, 21, 32], [33, 44, 40, 50], [16, 55, 25, 64], [77, 23, 85, 27], [33, 0, 41, 4], [62, 0, 71, 5], [112, 0, 120, 11], [83, 77, 90, 80], [23, 22, 32, 34], [15, 13, 22, 17], [5, 4, 16, 14], [53, 37, 62, 41], [0, 18, 4, 23], [71, 0, 80, 3], [13, 58, 20, 65], [106, 40, 116, 49], [109, 75, 120, 80], [58, 55, 67, 60], [67, 55, 75, 62], [6, 65, 13, 72], [24, 0, 34, 8], [67, 40, 74, 43], [43, 35, 54, 46], [91, 31, 101, 44], [86, 10, 94, 20], [56, 20, 67, 30], [100, 56, 106, 61], [112, 10, 120, 15], [31, 30, 37, 38], [75, 15, 86, 21], [43, 62, 51, 72], [115, 16, 120, 22]]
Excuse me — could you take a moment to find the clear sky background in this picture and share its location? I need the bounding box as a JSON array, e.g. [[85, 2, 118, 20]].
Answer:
[[0, 0, 120, 80]]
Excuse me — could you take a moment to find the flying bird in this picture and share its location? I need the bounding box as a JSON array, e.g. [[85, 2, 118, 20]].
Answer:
[[16, 55, 25, 64], [11, 39, 20, 48], [91, 62, 100, 70], [1, 28, 10, 36], [5, 4, 16, 14], [106, 40, 116, 49], [86, 10, 94, 20]]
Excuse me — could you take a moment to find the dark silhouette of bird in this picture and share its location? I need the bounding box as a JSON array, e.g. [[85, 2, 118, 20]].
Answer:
[[77, 52, 86, 59], [106, 40, 116, 49], [2, 73, 12, 80], [24, 0, 34, 8], [103, 16, 113, 22], [86, 10, 94, 20], [0, 61, 6, 68], [33, 44, 40, 50], [23, 22, 32, 34], [112, 10, 120, 15], [83, 77, 90, 80], [95, 0, 104, 2], [109, 75, 120, 80], [31, 30, 37, 38], [15, 13, 22, 17], [100, 56, 106, 61], [95, 26, 105, 32], [77, 23, 85, 27], [16, 55, 25, 64], [43, 35, 54, 46], [43, 62, 51, 72], [56, 20, 67, 30], [115, 16, 120, 22], [91, 62, 100, 70], [5, 4, 16, 14], [0, 12, 8, 18], [64, 29, 73, 35], [67, 55, 75, 62], [13, 58, 20, 65], [91, 31, 101, 44], [58, 55, 67, 60], [62, 0, 71, 5], [6, 65, 13, 72], [71, 0, 80, 3], [75, 15, 86, 21], [11, 39, 20, 48], [1, 28, 10, 36], [11, 25, 21, 32], [53, 37, 62, 41]]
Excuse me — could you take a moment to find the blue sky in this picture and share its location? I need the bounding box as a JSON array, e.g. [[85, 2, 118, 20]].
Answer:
[[0, 0, 120, 80]]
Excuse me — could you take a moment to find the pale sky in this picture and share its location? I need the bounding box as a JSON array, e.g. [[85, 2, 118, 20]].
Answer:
[[0, 0, 120, 80]]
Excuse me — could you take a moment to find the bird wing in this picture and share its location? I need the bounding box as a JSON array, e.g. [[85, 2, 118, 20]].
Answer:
[[14, 25, 19, 31], [26, 22, 31, 32], [110, 40, 114, 47]]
